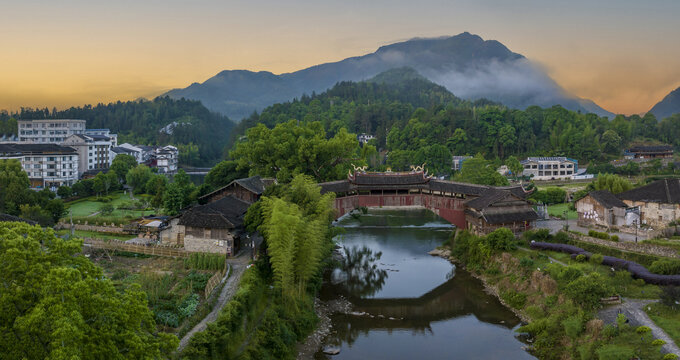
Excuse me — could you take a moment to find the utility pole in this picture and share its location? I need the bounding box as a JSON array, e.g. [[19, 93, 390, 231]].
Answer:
[[563, 210, 569, 231], [634, 219, 638, 243]]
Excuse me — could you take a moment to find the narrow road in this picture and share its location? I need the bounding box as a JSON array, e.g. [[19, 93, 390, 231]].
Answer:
[[177, 260, 247, 352]]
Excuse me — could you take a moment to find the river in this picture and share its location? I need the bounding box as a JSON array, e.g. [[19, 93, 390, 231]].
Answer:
[[315, 208, 535, 360]]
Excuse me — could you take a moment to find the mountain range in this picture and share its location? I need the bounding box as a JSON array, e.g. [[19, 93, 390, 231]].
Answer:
[[649, 86, 680, 120], [165, 32, 615, 120]]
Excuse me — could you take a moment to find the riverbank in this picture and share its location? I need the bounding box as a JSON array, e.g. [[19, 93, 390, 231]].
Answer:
[[296, 296, 353, 359], [429, 248, 530, 323], [439, 228, 676, 359]]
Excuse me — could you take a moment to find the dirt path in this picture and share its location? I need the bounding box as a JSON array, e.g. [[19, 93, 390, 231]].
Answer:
[[177, 261, 247, 352], [598, 298, 680, 356]]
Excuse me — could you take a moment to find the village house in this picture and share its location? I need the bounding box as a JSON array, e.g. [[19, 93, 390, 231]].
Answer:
[[624, 145, 673, 160], [199, 175, 276, 204], [452, 155, 472, 172], [161, 195, 250, 255], [464, 188, 539, 236], [575, 190, 629, 229], [617, 179, 680, 228], [0, 143, 79, 189]]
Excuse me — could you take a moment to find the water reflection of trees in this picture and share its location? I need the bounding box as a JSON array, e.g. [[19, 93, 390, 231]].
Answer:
[[338, 246, 388, 298]]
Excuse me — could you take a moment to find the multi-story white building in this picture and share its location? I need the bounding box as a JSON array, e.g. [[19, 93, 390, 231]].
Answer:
[[15, 119, 86, 143], [357, 133, 375, 145], [154, 145, 178, 174], [63, 133, 116, 175], [521, 157, 578, 180], [85, 129, 117, 147], [0, 144, 79, 189]]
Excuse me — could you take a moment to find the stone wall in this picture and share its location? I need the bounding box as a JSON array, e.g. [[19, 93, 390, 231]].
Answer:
[[623, 200, 680, 228], [571, 233, 680, 259], [184, 234, 235, 255]]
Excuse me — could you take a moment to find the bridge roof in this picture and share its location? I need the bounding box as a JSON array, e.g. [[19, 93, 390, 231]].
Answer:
[[349, 171, 430, 186]]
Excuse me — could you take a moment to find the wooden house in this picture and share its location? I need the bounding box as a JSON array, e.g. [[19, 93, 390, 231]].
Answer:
[[464, 189, 538, 236], [199, 176, 275, 204], [168, 195, 251, 255], [575, 190, 628, 228]]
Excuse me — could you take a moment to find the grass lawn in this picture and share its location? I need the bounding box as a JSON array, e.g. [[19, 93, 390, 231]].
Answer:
[[547, 203, 578, 220], [645, 302, 680, 345], [55, 229, 137, 241], [642, 238, 680, 253], [65, 191, 156, 223]]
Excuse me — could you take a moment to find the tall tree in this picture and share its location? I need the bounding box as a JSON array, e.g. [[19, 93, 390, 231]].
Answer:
[[110, 154, 137, 182]]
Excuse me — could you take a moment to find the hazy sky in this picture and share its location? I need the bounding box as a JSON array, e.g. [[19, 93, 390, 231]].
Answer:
[[1, 0, 679, 115]]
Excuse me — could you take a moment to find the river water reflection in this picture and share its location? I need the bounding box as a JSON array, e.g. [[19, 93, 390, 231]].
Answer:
[[315, 209, 535, 360]]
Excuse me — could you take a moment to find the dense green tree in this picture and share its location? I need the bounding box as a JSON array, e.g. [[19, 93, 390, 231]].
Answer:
[[0, 159, 31, 215], [125, 164, 153, 194], [110, 154, 137, 182], [231, 120, 362, 182], [56, 185, 72, 199], [251, 175, 335, 298], [204, 160, 248, 190], [0, 222, 178, 358], [601, 130, 622, 154], [505, 156, 523, 178], [591, 173, 633, 194], [93, 171, 117, 196], [455, 154, 509, 186]]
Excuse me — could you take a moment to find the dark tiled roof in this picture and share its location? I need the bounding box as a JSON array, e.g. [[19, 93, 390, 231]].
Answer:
[[80, 168, 110, 178], [618, 179, 680, 204], [319, 180, 352, 194], [482, 209, 539, 224], [587, 190, 628, 209], [111, 146, 134, 154], [465, 189, 513, 210], [234, 176, 265, 194], [0, 143, 77, 154], [628, 145, 673, 153], [351, 172, 429, 186], [428, 179, 488, 196], [178, 195, 250, 229], [0, 213, 38, 225]]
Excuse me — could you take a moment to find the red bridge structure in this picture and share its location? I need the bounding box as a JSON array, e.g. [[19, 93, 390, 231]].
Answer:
[[319, 169, 538, 235]]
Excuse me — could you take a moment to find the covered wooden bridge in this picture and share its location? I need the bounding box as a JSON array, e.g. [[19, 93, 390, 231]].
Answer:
[[319, 169, 538, 235]]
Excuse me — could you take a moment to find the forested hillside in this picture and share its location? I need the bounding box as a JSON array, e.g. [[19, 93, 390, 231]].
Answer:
[[227, 68, 678, 176], [0, 97, 234, 166]]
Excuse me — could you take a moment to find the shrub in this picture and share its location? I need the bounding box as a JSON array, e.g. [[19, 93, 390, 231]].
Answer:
[[652, 339, 666, 346], [565, 273, 612, 309], [522, 228, 551, 243], [663, 354, 679, 360], [501, 290, 527, 309], [562, 315, 583, 339], [575, 254, 587, 262], [485, 228, 516, 251], [649, 259, 680, 275], [98, 203, 114, 215], [590, 254, 604, 265], [610, 235, 619, 242], [588, 230, 610, 240], [519, 257, 534, 268]]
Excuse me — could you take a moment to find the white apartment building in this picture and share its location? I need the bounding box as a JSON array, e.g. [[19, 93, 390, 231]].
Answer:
[[85, 129, 117, 147], [63, 134, 116, 175], [16, 119, 86, 143], [0, 144, 79, 189], [154, 145, 178, 174], [521, 157, 578, 180]]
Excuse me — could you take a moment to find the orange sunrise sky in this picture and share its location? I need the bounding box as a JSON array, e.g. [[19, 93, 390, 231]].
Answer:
[[1, 0, 679, 115]]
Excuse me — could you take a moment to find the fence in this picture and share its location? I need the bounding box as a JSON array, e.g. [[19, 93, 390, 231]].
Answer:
[[204, 263, 229, 298], [83, 238, 188, 258]]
